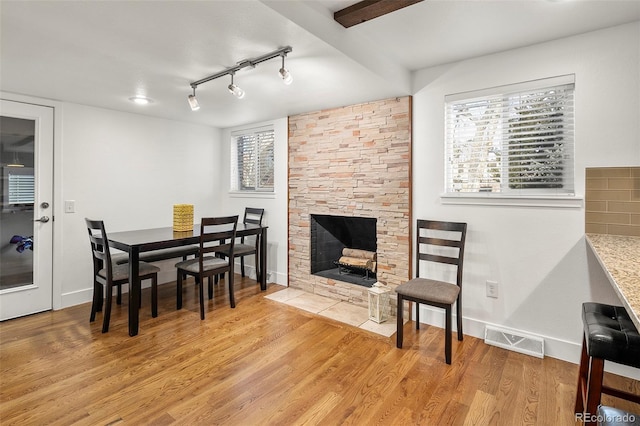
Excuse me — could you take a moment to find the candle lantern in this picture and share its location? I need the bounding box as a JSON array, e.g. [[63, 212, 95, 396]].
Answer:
[[368, 281, 391, 323]]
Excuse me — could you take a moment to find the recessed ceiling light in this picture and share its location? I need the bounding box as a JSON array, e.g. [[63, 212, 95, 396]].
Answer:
[[129, 96, 153, 105]]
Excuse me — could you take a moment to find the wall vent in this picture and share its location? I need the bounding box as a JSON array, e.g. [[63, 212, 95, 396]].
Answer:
[[484, 325, 544, 358]]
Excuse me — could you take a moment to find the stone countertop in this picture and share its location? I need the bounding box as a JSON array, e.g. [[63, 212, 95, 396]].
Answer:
[[586, 233, 640, 331]]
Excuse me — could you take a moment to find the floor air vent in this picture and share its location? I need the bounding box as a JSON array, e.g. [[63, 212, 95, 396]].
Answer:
[[484, 325, 544, 358]]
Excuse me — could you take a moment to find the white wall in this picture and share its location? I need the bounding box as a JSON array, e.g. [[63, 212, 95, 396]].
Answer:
[[56, 103, 222, 307], [218, 118, 289, 286], [411, 21, 640, 369]]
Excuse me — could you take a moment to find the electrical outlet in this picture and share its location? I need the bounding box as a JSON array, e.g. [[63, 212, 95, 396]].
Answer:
[[486, 280, 499, 298]]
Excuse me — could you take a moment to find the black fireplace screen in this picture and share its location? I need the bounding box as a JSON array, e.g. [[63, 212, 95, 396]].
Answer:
[[310, 214, 377, 286]]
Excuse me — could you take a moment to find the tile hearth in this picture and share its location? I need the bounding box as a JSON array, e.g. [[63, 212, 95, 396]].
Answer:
[[265, 287, 400, 337]]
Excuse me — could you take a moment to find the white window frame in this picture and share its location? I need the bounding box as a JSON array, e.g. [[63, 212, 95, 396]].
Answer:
[[442, 75, 581, 208], [230, 125, 275, 194]]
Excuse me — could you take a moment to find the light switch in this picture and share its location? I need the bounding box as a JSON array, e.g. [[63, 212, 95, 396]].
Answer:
[[64, 200, 75, 213]]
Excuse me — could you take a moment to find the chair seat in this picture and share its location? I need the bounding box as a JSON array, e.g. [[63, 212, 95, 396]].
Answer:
[[111, 252, 130, 264], [220, 243, 255, 257], [98, 261, 160, 282], [115, 246, 199, 264], [175, 256, 229, 274], [396, 278, 460, 305], [583, 302, 640, 368]]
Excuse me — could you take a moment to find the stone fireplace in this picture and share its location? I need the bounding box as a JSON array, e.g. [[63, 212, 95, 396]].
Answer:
[[288, 96, 412, 312]]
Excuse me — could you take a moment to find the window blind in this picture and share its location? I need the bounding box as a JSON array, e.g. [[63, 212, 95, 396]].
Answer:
[[445, 75, 575, 196], [231, 126, 274, 192], [8, 173, 35, 204]]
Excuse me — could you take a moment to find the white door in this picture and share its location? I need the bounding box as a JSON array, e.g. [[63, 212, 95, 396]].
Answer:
[[0, 100, 54, 320]]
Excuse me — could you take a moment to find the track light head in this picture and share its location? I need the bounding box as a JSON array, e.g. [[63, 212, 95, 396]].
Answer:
[[188, 86, 200, 111], [279, 67, 293, 85], [228, 74, 245, 99], [188, 94, 200, 111], [228, 84, 245, 99], [279, 55, 293, 85]]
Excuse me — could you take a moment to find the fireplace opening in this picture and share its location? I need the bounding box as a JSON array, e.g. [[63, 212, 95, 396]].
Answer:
[[310, 214, 377, 287]]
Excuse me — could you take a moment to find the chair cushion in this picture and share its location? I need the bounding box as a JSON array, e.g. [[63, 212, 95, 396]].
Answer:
[[596, 405, 640, 426], [219, 243, 255, 257], [233, 243, 256, 256], [395, 278, 460, 305], [98, 261, 160, 282], [138, 245, 199, 263], [111, 252, 130, 265], [582, 302, 640, 368], [175, 256, 229, 274], [114, 246, 199, 264]]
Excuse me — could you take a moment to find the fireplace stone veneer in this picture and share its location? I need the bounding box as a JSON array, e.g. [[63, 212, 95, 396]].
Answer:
[[288, 96, 412, 313]]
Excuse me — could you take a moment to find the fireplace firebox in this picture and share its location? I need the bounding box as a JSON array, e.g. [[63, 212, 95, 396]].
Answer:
[[310, 214, 377, 287]]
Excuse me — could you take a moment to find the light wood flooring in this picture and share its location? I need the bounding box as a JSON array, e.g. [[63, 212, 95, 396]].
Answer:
[[1, 276, 639, 425]]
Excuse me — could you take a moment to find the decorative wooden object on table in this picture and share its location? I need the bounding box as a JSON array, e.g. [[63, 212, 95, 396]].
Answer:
[[173, 204, 194, 231]]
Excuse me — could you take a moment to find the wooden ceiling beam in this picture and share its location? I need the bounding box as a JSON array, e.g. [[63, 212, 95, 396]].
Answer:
[[334, 0, 424, 28]]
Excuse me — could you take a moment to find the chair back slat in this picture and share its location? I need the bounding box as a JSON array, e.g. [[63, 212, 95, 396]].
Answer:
[[416, 219, 467, 288], [419, 252, 461, 266], [419, 236, 463, 249]]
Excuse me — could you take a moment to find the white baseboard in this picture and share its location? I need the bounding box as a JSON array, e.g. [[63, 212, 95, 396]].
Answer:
[[416, 304, 640, 381]]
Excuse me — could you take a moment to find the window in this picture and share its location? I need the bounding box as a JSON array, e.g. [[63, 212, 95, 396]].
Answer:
[[230, 126, 275, 192], [445, 75, 575, 198]]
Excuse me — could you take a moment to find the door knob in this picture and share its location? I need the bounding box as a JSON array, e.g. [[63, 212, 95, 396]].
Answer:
[[34, 216, 50, 223]]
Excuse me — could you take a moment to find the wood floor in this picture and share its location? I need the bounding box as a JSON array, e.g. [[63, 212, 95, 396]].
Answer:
[[2, 276, 640, 425]]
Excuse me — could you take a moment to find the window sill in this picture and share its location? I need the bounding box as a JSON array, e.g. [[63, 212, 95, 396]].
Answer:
[[440, 194, 583, 208], [228, 191, 276, 199]]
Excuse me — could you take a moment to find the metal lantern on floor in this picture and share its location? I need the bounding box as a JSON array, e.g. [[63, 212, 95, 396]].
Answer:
[[368, 281, 390, 323]]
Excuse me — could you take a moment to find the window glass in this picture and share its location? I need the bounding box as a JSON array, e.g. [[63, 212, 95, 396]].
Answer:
[[445, 76, 575, 197], [231, 126, 274, 192]]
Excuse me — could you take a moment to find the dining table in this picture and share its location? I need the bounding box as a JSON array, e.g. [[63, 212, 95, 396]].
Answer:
[[108, 222, 268, 336]]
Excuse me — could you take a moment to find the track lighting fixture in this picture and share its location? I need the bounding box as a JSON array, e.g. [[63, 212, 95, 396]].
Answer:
[[188, 86, 200, 111], [279, 54, 293, 85], [227, 74, 245, 99], [188, 46, 292, 110]]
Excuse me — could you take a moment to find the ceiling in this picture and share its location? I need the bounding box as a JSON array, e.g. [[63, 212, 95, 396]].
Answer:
[[1, 0, 639, 129]]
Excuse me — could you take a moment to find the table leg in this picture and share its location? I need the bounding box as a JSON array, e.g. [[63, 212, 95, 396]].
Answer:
[[259, 227, 267, 291], [128, 247, 140, 336]]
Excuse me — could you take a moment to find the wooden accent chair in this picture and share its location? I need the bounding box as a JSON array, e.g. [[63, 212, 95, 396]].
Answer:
[[175, 216, 238, 320], [395, 219, 467, 364], [85, 218, 160, 333]]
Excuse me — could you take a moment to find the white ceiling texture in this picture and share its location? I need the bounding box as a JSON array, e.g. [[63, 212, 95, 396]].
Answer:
[[1, 0, 639, 129]]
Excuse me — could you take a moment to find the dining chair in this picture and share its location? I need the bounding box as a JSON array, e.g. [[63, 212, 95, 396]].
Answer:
[[395, 219, 467, 364], [219, 207, 264, 280], [85, 218, 160, 333], [175, 215, 238, 320]]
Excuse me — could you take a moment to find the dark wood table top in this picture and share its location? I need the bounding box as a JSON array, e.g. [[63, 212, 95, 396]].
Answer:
[[108, 223, 266, 252]]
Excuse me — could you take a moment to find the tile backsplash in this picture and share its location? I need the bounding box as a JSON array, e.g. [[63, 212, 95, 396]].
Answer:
[[585, 167, 640, 237]]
